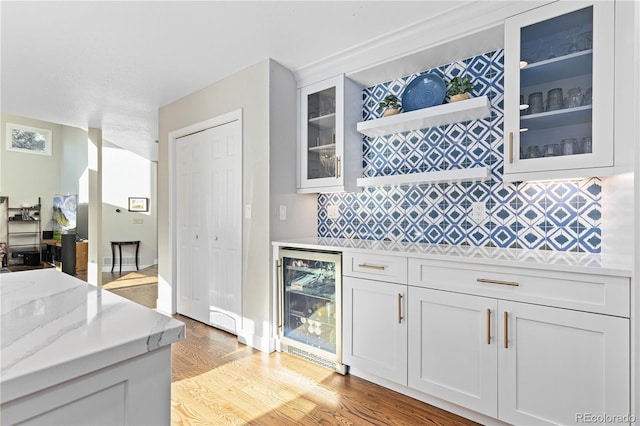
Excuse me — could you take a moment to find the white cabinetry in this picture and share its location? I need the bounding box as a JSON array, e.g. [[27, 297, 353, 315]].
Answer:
[[408, 258, 630, 425], [342, 252, 408, 385], [498, 300, 629, 425], [408, 287, 497, 417], [297, 75, 362, 193], [343, 277, 407, 385], [503, 1, 615, 181]]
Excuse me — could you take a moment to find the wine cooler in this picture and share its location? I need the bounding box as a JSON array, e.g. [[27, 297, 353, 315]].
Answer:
[[277, 248, 347, 374]]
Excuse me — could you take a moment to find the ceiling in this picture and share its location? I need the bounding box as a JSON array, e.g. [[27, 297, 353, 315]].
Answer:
[[1, 1, 468, 161]]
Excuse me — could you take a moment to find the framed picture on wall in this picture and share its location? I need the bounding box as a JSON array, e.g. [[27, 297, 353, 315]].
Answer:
[[6, 123, 52, 156], [128, 197, 149, 212]]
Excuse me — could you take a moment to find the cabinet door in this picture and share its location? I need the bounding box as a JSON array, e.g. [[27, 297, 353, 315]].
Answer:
[[498, 301, 629, 425], [299, 76, 344, 190], [503, 1, 614, 180], [343, 277, 407, 385], [408, 287, 498, 418]]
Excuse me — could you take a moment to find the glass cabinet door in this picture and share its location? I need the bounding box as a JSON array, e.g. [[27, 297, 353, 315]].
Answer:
[[504, 1, 614, 177], [299, 76, 345, 190], [281, 251, 340, 354]]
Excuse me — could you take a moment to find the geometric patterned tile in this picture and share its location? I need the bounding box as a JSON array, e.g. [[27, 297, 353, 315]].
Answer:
[[318, 49, 602, 253]]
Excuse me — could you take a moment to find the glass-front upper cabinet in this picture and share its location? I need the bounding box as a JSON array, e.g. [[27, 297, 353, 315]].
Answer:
[[298, 75, 361, 193], [503, 1, 614, 181]]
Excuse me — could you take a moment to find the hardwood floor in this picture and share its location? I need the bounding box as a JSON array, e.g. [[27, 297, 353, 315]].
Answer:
[[99, 267, 478, 425]]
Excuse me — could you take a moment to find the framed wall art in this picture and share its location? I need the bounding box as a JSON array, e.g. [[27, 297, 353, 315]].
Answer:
[[128, 197, 149, 212], [6, 123, 52, 156]]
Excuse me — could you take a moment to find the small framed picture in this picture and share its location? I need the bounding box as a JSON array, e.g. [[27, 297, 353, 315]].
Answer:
[[6, 123, 52, 156], [128, 197, 149, 212]]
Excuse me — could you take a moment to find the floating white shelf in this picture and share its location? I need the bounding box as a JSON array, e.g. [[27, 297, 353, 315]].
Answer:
[[356, 96, 491, 138], [356, 167, 489, 187]]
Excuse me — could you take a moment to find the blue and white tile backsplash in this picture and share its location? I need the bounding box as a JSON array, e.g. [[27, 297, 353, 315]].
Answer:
[[317, 49, 602, 253]]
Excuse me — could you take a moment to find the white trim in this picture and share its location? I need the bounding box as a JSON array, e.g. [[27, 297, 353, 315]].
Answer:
[[166, 109, 243, 316], [294, 1, 554, 88], [237, 332, 276, 354]]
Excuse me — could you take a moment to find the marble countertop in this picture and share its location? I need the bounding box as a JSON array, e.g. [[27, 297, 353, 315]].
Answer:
[[0, 269, 185, 404], [273, 237, 633, 277]]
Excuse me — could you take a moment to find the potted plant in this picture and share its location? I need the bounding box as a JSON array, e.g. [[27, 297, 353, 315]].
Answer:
[[377, 94, 402, 117], [447, 76, 474, 102]]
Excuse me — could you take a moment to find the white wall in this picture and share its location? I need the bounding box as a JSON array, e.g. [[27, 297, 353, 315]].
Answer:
[[101, 140, 158, 271], [0, 113, 158, 272], [158, 59, 316, 352], [0, 113, 64, 233]]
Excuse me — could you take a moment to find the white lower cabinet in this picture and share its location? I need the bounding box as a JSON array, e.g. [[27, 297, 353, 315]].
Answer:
[[407, 287, 630, 425], [343, 276, 407, 385], [408, 287, 498, 418], [498, 300, 629, 425]]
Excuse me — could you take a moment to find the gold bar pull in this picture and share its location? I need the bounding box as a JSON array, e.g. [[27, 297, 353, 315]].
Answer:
[[335, 156, 341, 179], [486, 308, 491, 345], [477, 278, 519, 287], [509, 132, 514, 164], [504, 311, 509, 349], [358, 263, 385, 271], [398, 293, 403, 324]]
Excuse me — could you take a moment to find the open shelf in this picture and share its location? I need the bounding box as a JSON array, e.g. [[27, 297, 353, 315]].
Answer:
[[357, 96, 491, 138], [356, 167, 489, 187]]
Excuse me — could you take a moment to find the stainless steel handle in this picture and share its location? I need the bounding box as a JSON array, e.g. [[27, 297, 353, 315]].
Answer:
[[509, 132, 514, 164], [477, 278, 520, 287], [358, 263, 385, 271], [276, 260, 283, 332], [398, 293, 403, 324], [336, 156, 341, 179], [504, 311, 509, 349], [486, 308, 491, 345]]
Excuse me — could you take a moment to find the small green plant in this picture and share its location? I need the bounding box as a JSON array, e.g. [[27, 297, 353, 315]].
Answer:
[[377, 94, 401, 112], [447, 76, 474, 96]]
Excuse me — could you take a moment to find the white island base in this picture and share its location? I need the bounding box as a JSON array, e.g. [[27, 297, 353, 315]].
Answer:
[[0, 269, 185, 426], [2, 346, 171, 425]]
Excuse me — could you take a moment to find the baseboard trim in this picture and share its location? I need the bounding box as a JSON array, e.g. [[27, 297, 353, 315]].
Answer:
[[237, 331, 275, 354]]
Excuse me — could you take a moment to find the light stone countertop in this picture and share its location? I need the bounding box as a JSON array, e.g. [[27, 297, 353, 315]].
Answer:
[[0, 268, 185, 404], [273, 237, 633, 277]]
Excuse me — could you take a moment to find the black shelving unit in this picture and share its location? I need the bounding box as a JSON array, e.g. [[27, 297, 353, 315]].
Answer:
[[5, 196, 42, 267]]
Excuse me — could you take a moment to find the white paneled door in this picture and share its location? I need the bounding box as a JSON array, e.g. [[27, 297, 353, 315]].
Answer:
[[176, 119, 242, 334]]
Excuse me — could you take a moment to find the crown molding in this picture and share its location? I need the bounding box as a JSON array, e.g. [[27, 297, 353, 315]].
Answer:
[[294, 1, 554, 88]]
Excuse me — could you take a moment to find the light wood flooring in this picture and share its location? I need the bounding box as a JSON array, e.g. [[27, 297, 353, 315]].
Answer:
[[98, 267, 478, 425]]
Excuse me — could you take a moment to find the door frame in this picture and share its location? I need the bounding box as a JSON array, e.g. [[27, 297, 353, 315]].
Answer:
[[165, 109, 243, 315]]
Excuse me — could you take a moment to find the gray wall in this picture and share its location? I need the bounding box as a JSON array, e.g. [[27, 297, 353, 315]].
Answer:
[[158, 59, 315, 351]]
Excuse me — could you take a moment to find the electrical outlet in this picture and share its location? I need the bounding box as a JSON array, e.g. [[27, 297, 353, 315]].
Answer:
[[245, 204, 252, 219], [133, 218, 143, 224], [279, 205, 287, 221], [470, 202, 486, 222], [327, 205, 339, 219]]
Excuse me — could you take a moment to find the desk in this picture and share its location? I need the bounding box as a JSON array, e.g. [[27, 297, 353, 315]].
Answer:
[[42, 239, 88, 272], [111, 241, 140, 274]]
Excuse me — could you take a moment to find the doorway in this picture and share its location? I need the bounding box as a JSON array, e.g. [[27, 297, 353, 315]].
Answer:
[[175, 118, 242, 334]]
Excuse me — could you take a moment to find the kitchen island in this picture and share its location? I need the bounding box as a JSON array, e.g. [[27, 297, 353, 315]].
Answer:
[[0, 268, 185, 425]]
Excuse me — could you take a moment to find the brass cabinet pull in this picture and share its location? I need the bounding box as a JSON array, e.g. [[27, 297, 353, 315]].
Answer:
[[336, 156, 341, 179], [358, 263, 385, 271], [509, 132, 514, 164], [486, 308, 491, 345], [398, 293, 404, 324], [477, 278, 519, 287], [504, 311, 509, 349]]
